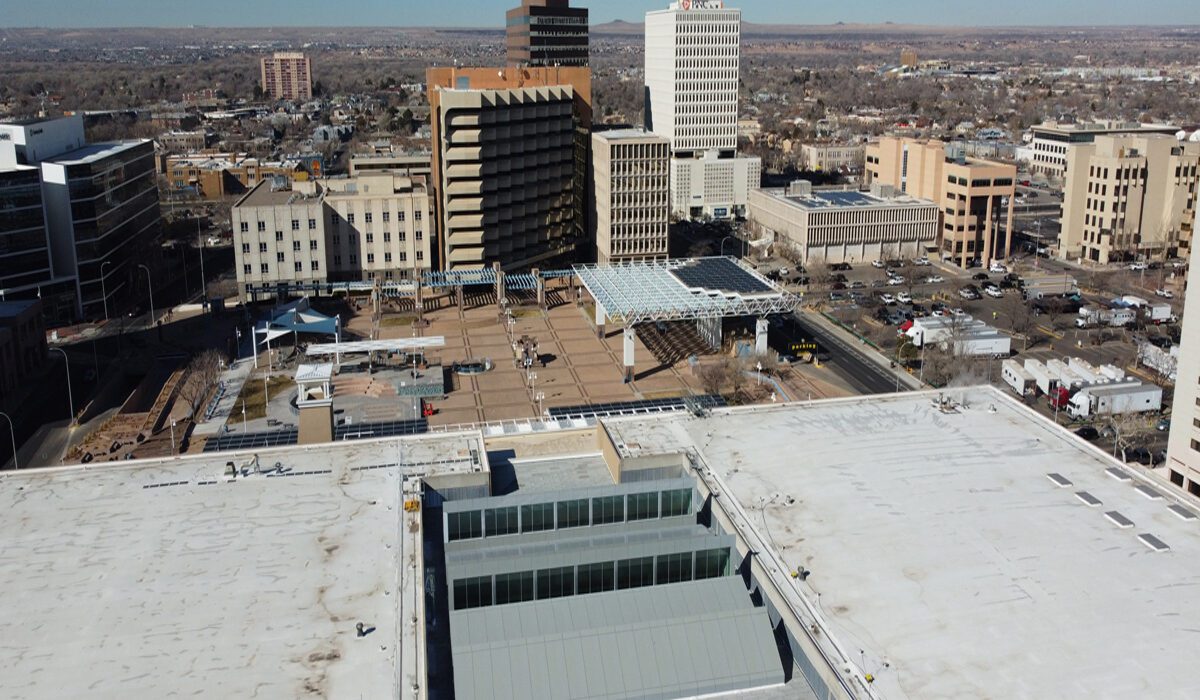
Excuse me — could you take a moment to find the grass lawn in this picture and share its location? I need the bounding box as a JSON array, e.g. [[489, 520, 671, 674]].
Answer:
[[229, 375, 295, 423], [380, 315, 417, 328]]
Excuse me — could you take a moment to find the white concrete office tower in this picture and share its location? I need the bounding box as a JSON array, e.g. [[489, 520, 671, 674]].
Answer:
[[644, 1, 760, 220], [591, 130, 670, 264], [1166, 207, 1200, 498]]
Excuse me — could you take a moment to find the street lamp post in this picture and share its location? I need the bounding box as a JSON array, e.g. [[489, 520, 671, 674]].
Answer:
[[49, 347, 75, 425], [196, 215, 207, 305], [0, 411, 16, 469], [170, 419, 177, 455], [137, 264, 155, 328], [99, 261, 112, 321]]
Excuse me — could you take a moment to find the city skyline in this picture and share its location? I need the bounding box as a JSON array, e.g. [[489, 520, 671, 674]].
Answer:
[[3, 0, 1199, 28]]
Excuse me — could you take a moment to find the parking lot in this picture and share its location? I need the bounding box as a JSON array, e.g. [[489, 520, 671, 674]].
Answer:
[[752, 251, 1186, 467]]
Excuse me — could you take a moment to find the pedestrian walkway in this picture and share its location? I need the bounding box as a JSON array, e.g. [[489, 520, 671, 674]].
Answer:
[[191, 357, 254, 440]]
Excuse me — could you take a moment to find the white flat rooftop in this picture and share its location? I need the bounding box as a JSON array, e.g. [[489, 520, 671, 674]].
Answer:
[[611, 388, 1200, 700], [0, 434, 483, 699]]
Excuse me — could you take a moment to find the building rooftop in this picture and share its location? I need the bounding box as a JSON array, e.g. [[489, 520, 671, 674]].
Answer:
[[48, 140, 149, 166], [777, 189, 932, 210], [237, 181, 322, 208], [603, 388, 1200, 700], [594, 128, 667, 142], [1033, 119, 1180, 134], [6, 388, 1199, 698]]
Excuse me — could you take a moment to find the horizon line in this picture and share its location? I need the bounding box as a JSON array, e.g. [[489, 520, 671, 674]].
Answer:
[[4, 21, 1200, 30]]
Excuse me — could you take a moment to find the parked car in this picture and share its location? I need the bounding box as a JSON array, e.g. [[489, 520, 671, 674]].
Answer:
[[896, 292, 913, 304], [958, 287, 981, 300], [911, 304, 929, 317], [1128, 261, 1149, 271], [831, 282, 847, 290], [829, 292, 847, 302], [1157, 418, 1172, 432], [913, 257, 932, 266], [888, 277, 905, 286], [1155, 288, 1174, 299], [924, 275, 945, 284], [871, 279, 886, 288], [1126, 447, 1153, 465], [849, 280, 867, 289], [972, 272, 991, 281], [879, 293, 897, 305], [981, 280, 999, 290], [871, 260, 886, 269], [1075, 426, 1100, 440], [931, 301, 949, 314], [832, 262, 853, 272], [989, 262, 1008, 274], [950, 307, 967, 316], [831, 273, 849, 283], [985, 287, 1005, 298]]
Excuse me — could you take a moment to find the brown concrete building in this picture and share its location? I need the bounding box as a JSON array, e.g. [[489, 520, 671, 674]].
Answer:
[[506, 0, 589, 68], [866, 137, 1016, 267], [427, 66, 592, 271], [165, 153, 306, 200], [260, 52, 313, 102], [1060, 134, 1199, 263], [0, 300, 47, 405]]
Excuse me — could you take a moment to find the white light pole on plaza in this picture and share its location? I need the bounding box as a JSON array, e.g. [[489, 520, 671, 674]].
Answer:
[[0, 411, 17, 470], [138, 264, 155, 327], [49, 347, 75, 425], [100, 261, 112, 321]]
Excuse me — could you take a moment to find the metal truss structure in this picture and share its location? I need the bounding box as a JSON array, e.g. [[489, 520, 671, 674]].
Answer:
[[573, 257, 798, 325]]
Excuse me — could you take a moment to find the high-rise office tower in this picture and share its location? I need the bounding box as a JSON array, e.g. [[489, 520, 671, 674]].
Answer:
[[427, 66, 592, 271], [260, 52, 313, 102], [506, 0, 589, 67], [591, 130, 671, 264], [0, 115, 160, 323], [644, 0, 760, 220]]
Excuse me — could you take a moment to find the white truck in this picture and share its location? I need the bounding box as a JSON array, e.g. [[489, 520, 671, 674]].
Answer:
[[1145, 304, 1178, 325], [1022, 274, 1078, 299], [1002, 360, 1035, 396], [1066, 382, 1163, 421], [1076, 306, 1137, 329]]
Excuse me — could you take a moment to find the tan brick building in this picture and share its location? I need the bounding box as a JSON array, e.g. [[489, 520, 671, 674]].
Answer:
[[866, 137, 1016, 267], [1060, 134, 1199, 263]]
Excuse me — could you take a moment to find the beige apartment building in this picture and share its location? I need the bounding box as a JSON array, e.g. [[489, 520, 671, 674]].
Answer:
[[260, 52, 313, 102], [232, 174, 433, 296], [1167, 208, 1200, 499], [866, 137, 1016, 267], [428, 66, 592, 271], [591, 129, 670, 264], [799, 143, 866, 173], [1060, 134, 1199, 264], [165, 152, 306, 199], [748, 182, 939, 264]]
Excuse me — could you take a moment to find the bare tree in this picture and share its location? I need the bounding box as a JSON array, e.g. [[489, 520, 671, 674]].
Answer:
[[1001, 293, 1036, 350], [1106, 411, 1155, 462], [177, 349, 225, 416], [698, 362, 729, 396]]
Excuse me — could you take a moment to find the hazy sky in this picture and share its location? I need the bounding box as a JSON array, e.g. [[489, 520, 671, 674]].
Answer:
[[3, 0, 1196, 27]]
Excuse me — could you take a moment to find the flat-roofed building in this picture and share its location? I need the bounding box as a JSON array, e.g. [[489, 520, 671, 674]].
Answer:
[[232, 173, 433, 296], [155, 130, 214, 153], [0, 166, 54, 300], [799, 143, 865, 173], [1030, 119, 1179, 182], [1060, 134, 1199, 263], [645, 1, 762, 220], [866, 136, 1016, 267], [591, 129, 670, 264], [428, 66, 592, 271], [748, 182, 938, 264], [0, 299, 46, 406], [506, 0, 589, 68], [348, 151, 432, 179], [41, 140, 162, 321], [164, 152, 306, 200], [260, 52, 313, 102]]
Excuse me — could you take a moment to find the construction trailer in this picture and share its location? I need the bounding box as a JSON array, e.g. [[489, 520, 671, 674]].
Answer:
[[1002, 359, 1035, 396], [1024, 359, 1056, 396], [1066, 382, 1164, 421]]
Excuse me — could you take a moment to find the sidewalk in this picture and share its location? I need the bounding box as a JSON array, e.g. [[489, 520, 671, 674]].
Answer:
[[191, 356, 255, 439]]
